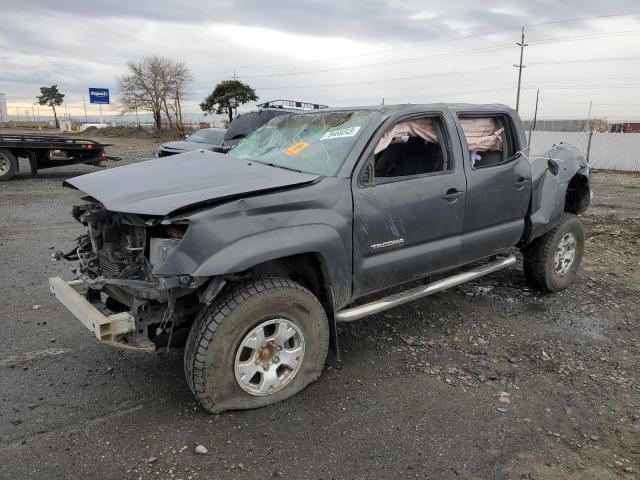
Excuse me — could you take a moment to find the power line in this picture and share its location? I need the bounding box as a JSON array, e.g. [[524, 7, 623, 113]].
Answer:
[[210, 9, 640, 75], [254, 55, 640, 91], [228, 28, 640, 82], [523, 10, 640, 28], [358, 77, 640, 100], [255, 63, 513, 90], [528, 28, 640, 44], [239, 44, 514, 79], [210, 27, 521, 74], [528, 56, 640, 66]]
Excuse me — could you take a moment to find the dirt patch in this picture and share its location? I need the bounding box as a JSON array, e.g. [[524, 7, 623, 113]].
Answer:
[[81, 126, 98, 135], [91, 126, 152, 138], [89, 126, 193, 141], [152, 127, 194, 141]]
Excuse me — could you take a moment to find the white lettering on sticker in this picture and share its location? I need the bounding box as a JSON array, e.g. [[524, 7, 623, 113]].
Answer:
[[320, 126, 361, 140]]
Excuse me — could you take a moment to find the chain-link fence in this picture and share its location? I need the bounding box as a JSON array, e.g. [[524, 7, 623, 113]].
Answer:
[[529, 131, 640, 172]]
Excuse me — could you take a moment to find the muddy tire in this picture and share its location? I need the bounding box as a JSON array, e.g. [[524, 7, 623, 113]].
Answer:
[[184, 277, 330, 413], [523, 213, 585, 293], [0, 148, 18, 181]]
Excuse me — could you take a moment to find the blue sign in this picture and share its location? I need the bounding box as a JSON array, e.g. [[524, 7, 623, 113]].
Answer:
[[89, 87, 110, 104]]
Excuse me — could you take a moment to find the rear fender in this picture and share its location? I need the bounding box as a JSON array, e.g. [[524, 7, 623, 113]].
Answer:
[[524, 143, 589, 244]]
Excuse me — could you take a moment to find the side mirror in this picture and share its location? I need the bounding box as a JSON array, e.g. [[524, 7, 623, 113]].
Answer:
[[359, 156, 375, 187]]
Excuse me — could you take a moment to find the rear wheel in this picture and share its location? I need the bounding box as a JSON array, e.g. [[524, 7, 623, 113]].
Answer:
[[523, 213, 585, 292], [0, 148, 18, 181], [184, 277, 330, 413]]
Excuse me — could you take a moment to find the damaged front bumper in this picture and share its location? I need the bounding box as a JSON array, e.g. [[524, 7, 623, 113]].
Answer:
[[48, 276, 156, 352]]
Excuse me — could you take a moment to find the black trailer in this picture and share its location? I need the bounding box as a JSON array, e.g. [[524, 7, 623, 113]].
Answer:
[[0, 134, 118, 181]]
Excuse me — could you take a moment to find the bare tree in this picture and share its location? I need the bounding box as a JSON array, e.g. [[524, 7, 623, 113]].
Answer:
[[168, 62, 192, 129], [117, 56, 192, 130]]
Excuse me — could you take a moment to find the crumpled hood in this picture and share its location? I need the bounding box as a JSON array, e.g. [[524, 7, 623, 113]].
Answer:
[[160, 140, 218, 151], [65, 150, 319, 216]]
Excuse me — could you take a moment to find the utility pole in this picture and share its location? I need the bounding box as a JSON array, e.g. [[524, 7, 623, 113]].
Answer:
[[528, 88, 540, 146], [585, 100, 593, 131], [514, 26, 527, 113], [233, 68, 236, 80], [83, 97, 88, 123]]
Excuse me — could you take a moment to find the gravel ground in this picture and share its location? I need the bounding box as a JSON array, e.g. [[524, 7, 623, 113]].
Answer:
[[0, 135, 639, 479]]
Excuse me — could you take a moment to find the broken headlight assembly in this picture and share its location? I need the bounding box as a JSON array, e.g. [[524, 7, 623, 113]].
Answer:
[[148, 223, 188, 268]]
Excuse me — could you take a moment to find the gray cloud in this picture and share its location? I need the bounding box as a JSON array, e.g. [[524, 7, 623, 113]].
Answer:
[[5, 0, 640, 42], [1, 0, 639, 119]]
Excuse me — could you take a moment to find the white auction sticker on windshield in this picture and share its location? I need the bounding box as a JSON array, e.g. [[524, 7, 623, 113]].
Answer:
[[320, 126, 361, 140]]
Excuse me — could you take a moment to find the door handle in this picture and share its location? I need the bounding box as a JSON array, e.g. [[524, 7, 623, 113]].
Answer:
[[514, 177, 527, 189], [441, 189, 465, 201]]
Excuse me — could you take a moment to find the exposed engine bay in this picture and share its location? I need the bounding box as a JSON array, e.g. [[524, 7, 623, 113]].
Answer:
[[55, 201, 215, 350]]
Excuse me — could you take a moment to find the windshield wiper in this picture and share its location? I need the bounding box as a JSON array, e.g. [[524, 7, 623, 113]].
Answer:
[[262, 162, 305, 173]]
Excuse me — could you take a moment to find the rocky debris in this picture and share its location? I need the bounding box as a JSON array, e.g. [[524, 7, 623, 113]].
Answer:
[[459, 284, 496, 296], [194, 445, 208, 454], [498, 391, 511, 404]]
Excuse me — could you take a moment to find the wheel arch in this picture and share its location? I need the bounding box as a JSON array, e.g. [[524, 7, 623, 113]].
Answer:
[[521, 143, 590, 246], [564, 173, 590, 214], [227, 252, 340, 357]]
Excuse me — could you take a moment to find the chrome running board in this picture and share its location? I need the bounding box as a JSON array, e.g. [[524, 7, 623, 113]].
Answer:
[[335, 255, 516, 322]]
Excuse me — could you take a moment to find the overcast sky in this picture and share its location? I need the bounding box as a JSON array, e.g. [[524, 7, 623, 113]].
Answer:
[[2, 0, 640, 121]]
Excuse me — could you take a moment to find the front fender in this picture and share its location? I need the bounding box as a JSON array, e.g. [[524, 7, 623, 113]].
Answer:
[[195, 224, 348, 275]]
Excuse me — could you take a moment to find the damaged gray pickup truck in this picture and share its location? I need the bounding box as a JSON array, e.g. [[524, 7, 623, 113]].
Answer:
[[49, 104, 590, 413]]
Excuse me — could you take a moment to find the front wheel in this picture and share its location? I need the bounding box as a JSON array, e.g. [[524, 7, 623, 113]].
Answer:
[[184, 277, 330, 413], [523, 213, 585, 292]]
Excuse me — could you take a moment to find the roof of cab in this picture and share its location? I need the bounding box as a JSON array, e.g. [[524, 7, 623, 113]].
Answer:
[[290, 103, 517, 116]]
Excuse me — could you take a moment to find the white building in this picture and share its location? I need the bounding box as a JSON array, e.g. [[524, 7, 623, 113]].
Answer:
[[0, 93, 7, 122]]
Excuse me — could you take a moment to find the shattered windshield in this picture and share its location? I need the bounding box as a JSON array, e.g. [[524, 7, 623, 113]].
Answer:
[[228, 110, 373, 175]]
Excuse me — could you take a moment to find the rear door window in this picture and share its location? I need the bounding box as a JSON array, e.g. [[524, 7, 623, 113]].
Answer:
[[458, 115, 516, 168]]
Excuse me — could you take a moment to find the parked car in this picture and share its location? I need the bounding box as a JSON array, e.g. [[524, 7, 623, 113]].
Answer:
[[218, 100, 329, 153], [49, 103, 590, 413], [157, 127, 227, 157], [0, 134, 116, 181]]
